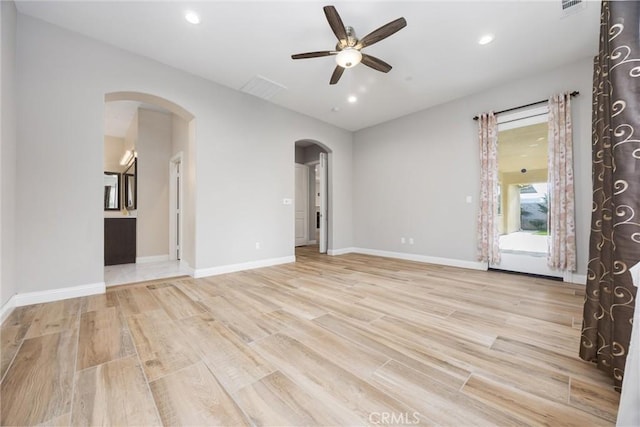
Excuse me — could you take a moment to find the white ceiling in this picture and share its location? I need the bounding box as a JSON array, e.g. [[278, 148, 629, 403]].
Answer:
[[16, 1, 600, 132], [498, 122, 548, 173]]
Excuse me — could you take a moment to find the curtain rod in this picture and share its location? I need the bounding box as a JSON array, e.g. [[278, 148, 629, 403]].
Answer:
[[472, 91, 580, 121]]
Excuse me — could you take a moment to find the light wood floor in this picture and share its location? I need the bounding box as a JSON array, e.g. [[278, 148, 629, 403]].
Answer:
[[1, 246, 619, 426]]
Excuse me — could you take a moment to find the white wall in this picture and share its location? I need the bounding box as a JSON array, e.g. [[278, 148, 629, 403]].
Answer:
[[353, 57, 593, 276], [124, 110, 137, 154], [137, 108, 171, 258], [15, 14, 353, 293], [1, 0, 17, 307], [103, 136, 125, 173]]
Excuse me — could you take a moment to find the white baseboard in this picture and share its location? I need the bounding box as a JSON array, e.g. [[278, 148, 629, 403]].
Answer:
[[179, 260, 195, 276], [1, 282, 106, 325], [563, 272, 587, 285], [13, 282, 105, 307], [193, 256, 295, 279], [136, 254, 170, 263], [332, 247, 487, 271], [1, 295, 17, 324], [333, 248, 591, 281], [307, 240, 317, 245], [327, 247, 356, 256]]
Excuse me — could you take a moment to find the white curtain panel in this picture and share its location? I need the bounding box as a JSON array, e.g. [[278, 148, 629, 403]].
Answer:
[[476, 112, 500, 264], [617, 262, 639, 426], [547, 93, 577, 271]]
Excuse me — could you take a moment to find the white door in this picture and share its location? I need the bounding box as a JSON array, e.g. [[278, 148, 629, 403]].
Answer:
[[489, 109, 562, 278], [295, 164, 309, 247], [319, 153, 328, 254]]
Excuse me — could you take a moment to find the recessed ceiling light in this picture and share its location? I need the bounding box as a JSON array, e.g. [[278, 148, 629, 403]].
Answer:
[[347, 95, 357, 103], [185, 11, 200, 25], [478, 34, 494, 45]]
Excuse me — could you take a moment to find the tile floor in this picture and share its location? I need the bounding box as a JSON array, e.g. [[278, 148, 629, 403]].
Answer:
[[499, 231, 548, 253], [104, 260, 192, 287]]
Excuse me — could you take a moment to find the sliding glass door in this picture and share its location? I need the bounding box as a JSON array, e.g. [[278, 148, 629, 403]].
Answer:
[[490, 110, 562, 278]]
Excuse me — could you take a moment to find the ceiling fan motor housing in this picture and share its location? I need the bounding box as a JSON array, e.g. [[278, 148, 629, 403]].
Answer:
[[336, 26, 359, 50]]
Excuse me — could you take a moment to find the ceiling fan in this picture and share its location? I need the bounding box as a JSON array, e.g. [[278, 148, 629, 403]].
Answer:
[[291, 5, 407, 85]]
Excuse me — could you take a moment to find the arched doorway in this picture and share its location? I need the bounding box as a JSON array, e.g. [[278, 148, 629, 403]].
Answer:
[[103, 92, 196, 285], [294, 139, 332, 254]]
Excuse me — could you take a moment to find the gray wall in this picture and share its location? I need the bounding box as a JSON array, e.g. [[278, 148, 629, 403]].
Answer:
[[137, 108, 171, 259], [353, 57, 593, 275], [14, 14, 353, 293], [294, 146, 304, 164], [1, 0, 17, 307], [302, 145, 326, 165], [9, 9, 592, 300], [295, 144, 327, 165]]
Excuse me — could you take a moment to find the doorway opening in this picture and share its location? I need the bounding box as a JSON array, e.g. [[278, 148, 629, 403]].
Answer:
[[294, 140, 330, 254], [490, 110, 562, 278], [103, 91, 195, 286]]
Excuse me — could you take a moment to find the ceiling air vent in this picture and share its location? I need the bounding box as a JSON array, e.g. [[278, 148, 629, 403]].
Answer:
[[561, 0, 586, 18], [240, 75, 286, 101]]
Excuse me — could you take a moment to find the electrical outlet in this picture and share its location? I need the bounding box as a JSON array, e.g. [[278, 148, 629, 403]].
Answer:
[[255, 242, 261, 249], [409, 238, 414, 245], [400, 237, 406, 244]]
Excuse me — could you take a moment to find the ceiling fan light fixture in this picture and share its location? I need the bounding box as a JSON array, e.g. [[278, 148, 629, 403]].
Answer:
[[335, 48, 362, 68]]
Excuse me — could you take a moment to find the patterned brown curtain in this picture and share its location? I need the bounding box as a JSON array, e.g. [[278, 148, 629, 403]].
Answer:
[[580, 0, 640, 391]]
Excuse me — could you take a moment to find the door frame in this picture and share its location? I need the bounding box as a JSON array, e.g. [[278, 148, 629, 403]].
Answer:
[[293, 140, 332, 253], [318, 153, 328, 254], [169, 152, 183, 261], [294, 163, 310, 247], [304, 156, 328, 253], [305, 160, 319, 245]]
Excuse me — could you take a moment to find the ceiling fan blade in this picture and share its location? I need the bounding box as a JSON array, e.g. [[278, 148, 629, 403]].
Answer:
[[330, 66, 345, 85], [361, 54, 392, 73], [359, 17, 407, 48], [323, 5, 348, 42], [291, 51, 336, 60]]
